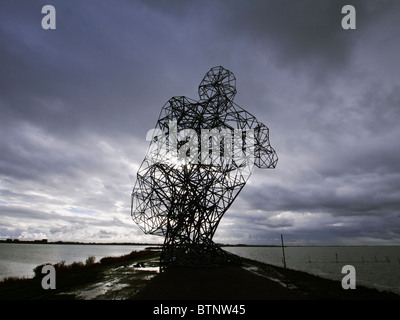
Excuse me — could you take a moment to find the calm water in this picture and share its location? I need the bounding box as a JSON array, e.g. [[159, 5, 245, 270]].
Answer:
[[1, 244, 399, 295], [0, 243, 151, 280], [224, 246, 400, 295]]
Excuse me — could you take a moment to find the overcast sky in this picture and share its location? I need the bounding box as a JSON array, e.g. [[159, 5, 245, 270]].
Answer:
[[1, 0, 400, 245]]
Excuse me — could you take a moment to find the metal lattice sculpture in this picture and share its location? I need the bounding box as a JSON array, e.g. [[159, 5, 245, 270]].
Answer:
[[131, 66, 278, 270]]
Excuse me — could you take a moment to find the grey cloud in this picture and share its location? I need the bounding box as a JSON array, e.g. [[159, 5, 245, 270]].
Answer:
[[0, 1, 177, 138], [0, 1, 399, 244], [0, 205, 91, 225], [213, 0, 400, 76], [242, 173, 400, 218]]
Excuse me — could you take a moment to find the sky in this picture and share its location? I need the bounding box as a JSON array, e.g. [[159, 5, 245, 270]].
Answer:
[[1, 0, 400, 245]]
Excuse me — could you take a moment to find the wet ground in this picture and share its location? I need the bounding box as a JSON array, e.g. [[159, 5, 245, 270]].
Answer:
[[58, 255, 161, 300], [50, 252, 302, 300]]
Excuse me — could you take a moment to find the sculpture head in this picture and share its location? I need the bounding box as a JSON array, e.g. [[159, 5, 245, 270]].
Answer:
[[198, 66, 237, 103]]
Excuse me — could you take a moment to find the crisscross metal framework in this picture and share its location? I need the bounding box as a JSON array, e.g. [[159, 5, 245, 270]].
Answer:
[[131, 66, 278, 270]]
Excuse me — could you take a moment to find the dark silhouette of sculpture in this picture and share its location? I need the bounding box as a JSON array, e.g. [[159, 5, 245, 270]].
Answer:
[[131, 66, 277, 270]]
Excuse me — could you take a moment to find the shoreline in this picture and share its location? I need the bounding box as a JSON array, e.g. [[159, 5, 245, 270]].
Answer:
[[0, 250, 399, 300], [2, 240, 399, 247], [0, 240, 162, 246]]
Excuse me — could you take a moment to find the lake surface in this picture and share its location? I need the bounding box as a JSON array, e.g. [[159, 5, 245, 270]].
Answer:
[[1, 243, 399, 295], [223, 246, 400, 295]]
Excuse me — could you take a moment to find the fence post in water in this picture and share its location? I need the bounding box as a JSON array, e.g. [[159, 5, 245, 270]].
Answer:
[[281, 234, 287, 269], [335, 253, 338, 263]]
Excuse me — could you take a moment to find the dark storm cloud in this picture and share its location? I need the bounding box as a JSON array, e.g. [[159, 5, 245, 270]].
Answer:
[[243, 174, 400, 217], [0, 0, 399, 244], [217, 0, 356, 70], [143, 0, 399, 74], [0, 0, 189, 138]]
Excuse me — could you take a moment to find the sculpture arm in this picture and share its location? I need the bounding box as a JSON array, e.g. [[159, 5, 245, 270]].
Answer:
[[228, 103, 278, 168], [253, 122, 278, 168]]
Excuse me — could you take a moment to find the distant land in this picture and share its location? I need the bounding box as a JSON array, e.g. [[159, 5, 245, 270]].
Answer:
[[0, 239, 162, 246], [0, 239, 281, 246], [1, 239, 397, 246]]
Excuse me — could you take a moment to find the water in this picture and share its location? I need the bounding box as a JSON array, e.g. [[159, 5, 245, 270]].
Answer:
[[0, 243, 152, 280], [224, 246, 400, 295]]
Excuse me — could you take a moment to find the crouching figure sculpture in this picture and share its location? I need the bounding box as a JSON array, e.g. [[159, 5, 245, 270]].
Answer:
[[131, 66, 278, 270]]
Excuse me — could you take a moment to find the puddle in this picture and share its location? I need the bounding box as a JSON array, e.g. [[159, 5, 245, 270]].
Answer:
[[132, 264, 160, 273]]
